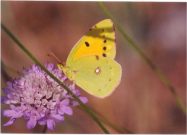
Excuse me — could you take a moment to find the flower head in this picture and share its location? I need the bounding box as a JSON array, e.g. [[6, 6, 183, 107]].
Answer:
[[2, 63, 88, 130]]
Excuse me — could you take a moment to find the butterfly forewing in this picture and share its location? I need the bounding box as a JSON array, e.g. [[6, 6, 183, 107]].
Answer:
[[66, 19, 116, 66]]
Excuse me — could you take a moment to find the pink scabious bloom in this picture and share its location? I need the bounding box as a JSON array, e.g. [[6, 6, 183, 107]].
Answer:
[[2, 63, 88, 130]]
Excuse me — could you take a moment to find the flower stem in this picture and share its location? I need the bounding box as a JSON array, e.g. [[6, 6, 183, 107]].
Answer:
[[78, 106, 134, 133], [1, 24, 110, 134], [93, 109, 133, 133], [42, 125, 48, 133], [1, 61, 12, 81], [98, 2, 186, 114]]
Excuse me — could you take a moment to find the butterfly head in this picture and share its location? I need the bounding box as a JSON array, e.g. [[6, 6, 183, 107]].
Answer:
[[57, 64, 76, 81]]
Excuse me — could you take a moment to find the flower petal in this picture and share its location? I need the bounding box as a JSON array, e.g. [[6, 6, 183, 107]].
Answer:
[[60, 99, 70, 106], [72, 97, 88, 106], [47, 119, 55, 130], [46, 63, 54, 71], [79, 97, 88, 104], [72, 101, 79, 106], [38, 118, 46, 126], [62, 106, 73, 115], [27, 116, 37, 129], [4, 118, 16, 126], [51, 114, 64, 121], [3, 110, 15, 117]]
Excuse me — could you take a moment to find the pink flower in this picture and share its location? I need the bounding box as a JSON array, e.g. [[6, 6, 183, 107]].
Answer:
[[2, 63, 88, 130]]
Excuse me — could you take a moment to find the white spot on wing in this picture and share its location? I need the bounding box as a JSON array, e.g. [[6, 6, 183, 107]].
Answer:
[[95, 67, 101, 75]]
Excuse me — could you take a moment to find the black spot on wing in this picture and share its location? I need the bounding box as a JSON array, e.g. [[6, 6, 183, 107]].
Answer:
[[102, 53, 107, 57], [86, 27, 115, 42], [103, 46, 107, 51], [95, 67, 101, 75], [85, 41, 90, 47]]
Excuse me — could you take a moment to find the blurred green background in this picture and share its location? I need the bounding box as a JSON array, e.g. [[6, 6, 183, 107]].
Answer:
[[1, 2, 186, 133]]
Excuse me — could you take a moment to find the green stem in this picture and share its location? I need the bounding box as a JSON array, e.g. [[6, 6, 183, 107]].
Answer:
[[42, 125, 48, 133], [1, 23, 110, 134], [1, 61, 12, 81], [79, 106, 133, 133], [93, 110, 133, 133], [98, 2, 186, 114]]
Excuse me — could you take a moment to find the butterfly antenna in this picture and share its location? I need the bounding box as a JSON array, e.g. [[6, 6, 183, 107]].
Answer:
[[47, 52, 64, 65]]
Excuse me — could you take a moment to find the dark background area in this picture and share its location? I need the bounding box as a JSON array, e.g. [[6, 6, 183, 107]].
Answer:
[[1, 2, 186, 133]]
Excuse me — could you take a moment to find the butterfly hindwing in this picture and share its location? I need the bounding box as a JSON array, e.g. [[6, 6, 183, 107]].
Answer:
[[69, 56, 122, 98]]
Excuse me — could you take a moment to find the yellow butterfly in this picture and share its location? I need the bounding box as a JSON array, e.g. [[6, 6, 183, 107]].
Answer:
[[58, 19, 122, 98]]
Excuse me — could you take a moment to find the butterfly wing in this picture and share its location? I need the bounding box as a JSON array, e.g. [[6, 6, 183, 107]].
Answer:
[[69, 56, 122, 98], [66, 19, 116, 66], [59, 19, 122, 98]]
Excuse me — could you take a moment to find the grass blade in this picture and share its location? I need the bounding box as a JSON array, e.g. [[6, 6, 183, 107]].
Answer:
[[98, 2, 186, 114]]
